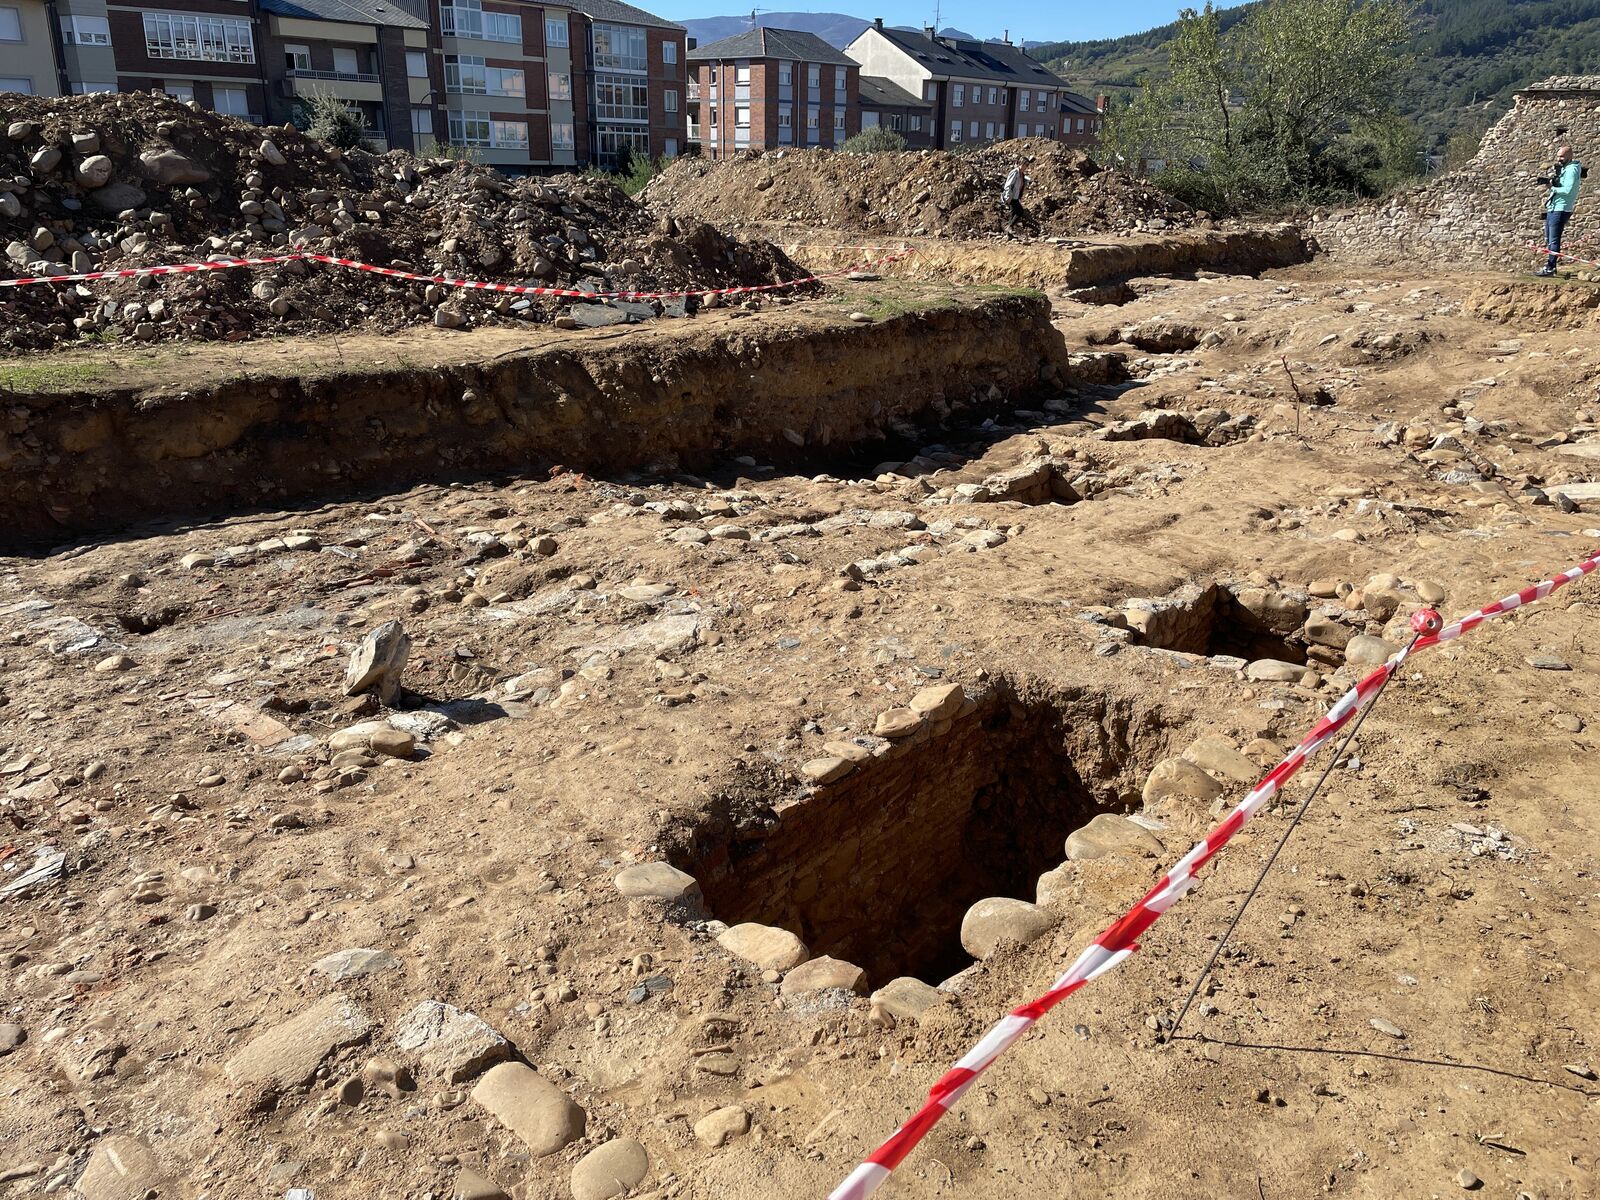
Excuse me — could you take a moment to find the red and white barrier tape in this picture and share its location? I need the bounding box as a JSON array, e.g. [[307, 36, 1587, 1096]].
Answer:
[[1524, 241, 1600, 271], [0, 247, 913, 300], [830, 548, 1600, 1200]]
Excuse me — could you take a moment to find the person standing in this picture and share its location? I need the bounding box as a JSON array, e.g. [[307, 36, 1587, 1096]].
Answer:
[[1002, 162, 1031, 232], [1536, 144, 1584, 276]]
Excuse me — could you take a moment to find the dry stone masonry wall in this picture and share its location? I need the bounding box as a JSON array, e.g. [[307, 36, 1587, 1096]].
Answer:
[[1311, 77, 1600, 270]]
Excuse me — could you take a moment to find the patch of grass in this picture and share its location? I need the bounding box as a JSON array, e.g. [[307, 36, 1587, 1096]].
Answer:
[[0, 360, 113, 393], [821, 282, 1044, 320]]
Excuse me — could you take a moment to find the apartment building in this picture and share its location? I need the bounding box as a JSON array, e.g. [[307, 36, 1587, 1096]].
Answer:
[[258, 0, 436, 152], [106, 0, 265, 118], [570, 0, 686, 167], [0, 0, 59, 95], [844, 20, 1095, 150], [857, 73, 930, 148], [687, 26, 858, 158]]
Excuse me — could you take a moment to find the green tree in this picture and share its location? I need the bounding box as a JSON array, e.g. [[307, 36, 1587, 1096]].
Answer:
[[1101, 0, 1420, 212], [295, 89, 373, 152], [841, 125, 909, 153]]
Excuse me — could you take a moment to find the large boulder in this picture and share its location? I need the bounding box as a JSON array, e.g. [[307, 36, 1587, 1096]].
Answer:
[[472, 1062, 586, 1156], [1065, 813, 1164, 861], [139, 148, 211, 186], [959, 897, 1055, 958]]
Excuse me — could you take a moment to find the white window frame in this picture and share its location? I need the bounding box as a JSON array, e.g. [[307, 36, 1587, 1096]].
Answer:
[[833, 110, 844, 130], [332, 46, 360, 76], [285, 43, 310, 71], [0, 7, 21, 42], [412, 107, 434, 135], [63, 15, 111, 45], [984, 121, 994, 139], [213, 85, 249, 116], [988, 87, 997, 104], [72, 81, 117, 94], [592, 22, 646, 72], [165, 84, 194, 102], [777, 104, 791, 127], [662, 40, 676, 64], [1037, 90, 1048, 108], [949, 119, 961, 142], [406, 51, 428, 78], [143, 12, 255, 63], [908, 115, 921, 131], [594, 72, 648, 122], [664, 136, 678, 156], [442, 0, 520, 44], [552, 119, 575, 150], [778, 61, 791, 85], [807, 63, 819, 87], [548, 70, 571, 101], [664, 88, 677, 113], [968, 120, 977, 138], [0, 76, 34, 93], [545, 16, 568, 47], [951, 83, 963, 107], [1020, 90, 1031, 112], [735, 104, 750, 128], [448, 108, 491, 146], [491, 119, 527, 149], [735, 64, 750, 86], [806, 106, 819, 129]]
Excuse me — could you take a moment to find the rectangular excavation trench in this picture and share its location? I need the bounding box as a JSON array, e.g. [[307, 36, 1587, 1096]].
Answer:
[[1128, 582, 1307, 664], [677, 687, 1149, 987]]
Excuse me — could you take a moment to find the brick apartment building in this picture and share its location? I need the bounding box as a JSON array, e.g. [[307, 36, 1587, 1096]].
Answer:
[[1, 0, 686, 170], [857, 73, 930, 147], [258, 0, 435, 152], [844, 20, 1100, 150], [687, 26, 858, 158]]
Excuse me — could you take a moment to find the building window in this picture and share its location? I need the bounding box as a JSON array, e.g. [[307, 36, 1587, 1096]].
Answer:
[[165, 84, 194, 102], [833, 111, 844, 130], [442, 0, 520, 43], [909, 114, 921, 131], [333, 47, 360, 76], [445, 55, 485, 93], [664, 136, 678, 156], [951, 84, 963, 107], [144, 12, 255, 64], [988, 87, 996, 104], [448, 109, 491, 145], [777, 105, 790, 127], [592, 22, 646, 71], [1019, 90, 1030, 112], [63, 15, 111, 45], [546, 16, 568, 47], [984, 121, 994, 139], [594, 73, 648, 121], [412, 107, 433, 135], [735, 64, 750, 86], [0, 76, 32, 92], [1037, 90, 1048, 107], [285, 44, 310, 71], [596, 127, 648, 166], [552, 120, 575, 149], [806, 106, 818, 128], [734, 105, 749, 127], [0, 7, 21, 41], [807, 63, 819, 88], [968, 120, 977, 138], [664, 89, 677, 112], [488, 66, 524, 96], [778, 61, 791, 85], [213, 86, 249, 116], [548, 71, 571, 101], [1000, 90, 1007, 106], [662, 40, 676, 64], [73, 81, 117, 94], [924, 81, 935, 101], [407, 51, 428, 78], [950, 119, 961, 142], [491, 119, 527, 148]]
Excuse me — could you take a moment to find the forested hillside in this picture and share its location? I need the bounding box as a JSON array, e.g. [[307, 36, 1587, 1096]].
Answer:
[[1039, 0, 1600, 151]]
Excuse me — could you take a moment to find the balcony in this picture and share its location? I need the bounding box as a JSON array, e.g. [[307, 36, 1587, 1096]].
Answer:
[[283, 68, 383, 103], [687, 82, 700, 100]]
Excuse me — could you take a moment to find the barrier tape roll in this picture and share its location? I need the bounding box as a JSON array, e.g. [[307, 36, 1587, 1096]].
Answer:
[[829, 548, 1600, 1200], [0, 247, 913, 300]]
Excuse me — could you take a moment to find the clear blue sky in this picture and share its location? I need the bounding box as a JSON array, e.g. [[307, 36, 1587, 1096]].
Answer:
[[657, 1, 1252, 43]]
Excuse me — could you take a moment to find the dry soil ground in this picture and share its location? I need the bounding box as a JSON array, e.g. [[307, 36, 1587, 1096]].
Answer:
[[2, 245, 1598, 1200]]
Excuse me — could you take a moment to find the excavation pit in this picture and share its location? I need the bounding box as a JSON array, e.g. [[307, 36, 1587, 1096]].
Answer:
[[675, 686, 1149, 987], [1126, 582, 1308, 665]]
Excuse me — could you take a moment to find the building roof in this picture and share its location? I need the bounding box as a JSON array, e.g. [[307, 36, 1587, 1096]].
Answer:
[[259, 0, 428, 29], [1060, 90, 1100, 116], [857, 74, 931, 110], [687, 26, 856, 65], [567, 0, 685, 32], [853, 26, 1069, 90]]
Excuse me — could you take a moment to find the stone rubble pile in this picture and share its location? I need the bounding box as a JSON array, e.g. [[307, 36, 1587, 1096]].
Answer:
[[0, 92, 803, 351]]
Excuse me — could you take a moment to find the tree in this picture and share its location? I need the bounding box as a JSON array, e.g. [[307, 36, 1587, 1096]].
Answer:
[[296, 89, 373, 152], [1101, 0, 1420, 212]]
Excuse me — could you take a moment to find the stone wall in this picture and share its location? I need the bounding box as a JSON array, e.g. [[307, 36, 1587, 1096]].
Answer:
[[1310, 76, 1600, 270]]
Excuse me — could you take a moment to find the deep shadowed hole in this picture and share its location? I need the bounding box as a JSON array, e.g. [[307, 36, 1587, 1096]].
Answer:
[[675, 688, 1145, 987], [1131, 583, 1306, 665]]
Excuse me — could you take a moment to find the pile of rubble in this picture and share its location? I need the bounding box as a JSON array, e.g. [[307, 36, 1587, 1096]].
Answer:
[[642, 138, 1194, 239], [0, 92, 803, 351]]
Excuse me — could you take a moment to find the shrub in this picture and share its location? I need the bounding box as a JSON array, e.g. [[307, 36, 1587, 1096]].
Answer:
[[297, 89, 372, 152], [842, 126, 908, 154]]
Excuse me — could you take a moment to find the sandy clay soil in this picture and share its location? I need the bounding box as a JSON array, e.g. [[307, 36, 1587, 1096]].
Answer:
[[1, 246, 1599, 1200]]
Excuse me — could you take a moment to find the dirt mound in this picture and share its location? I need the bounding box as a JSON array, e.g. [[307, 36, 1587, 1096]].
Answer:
[[0, 92, 804, 352], [642, 138, 1194, 239]]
